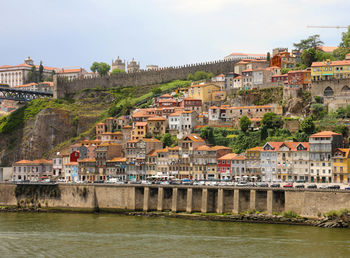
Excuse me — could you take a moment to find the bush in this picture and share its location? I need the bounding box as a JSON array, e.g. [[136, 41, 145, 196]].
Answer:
[[282, 211, 300, 218]]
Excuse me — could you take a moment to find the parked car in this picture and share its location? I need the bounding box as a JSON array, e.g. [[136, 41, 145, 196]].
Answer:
[[257, 182, 269, 187], [283, 183, 293, 188], [236, 182, 248, 187], [270, 183, 280, 188], [328, 185, 340, 190], [319, 185, 328, 189], [94, 180, 104, 184], [170, 181, 181, 185], [226, 181, 235, 186], [161, 181, 169, 185], [307, 184, 317, 189], [295, 184, 305, 189], [345, 186, 350, 190]]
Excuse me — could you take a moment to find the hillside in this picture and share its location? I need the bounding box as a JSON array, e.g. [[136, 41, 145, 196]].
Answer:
[[0, 80, 190, 166]]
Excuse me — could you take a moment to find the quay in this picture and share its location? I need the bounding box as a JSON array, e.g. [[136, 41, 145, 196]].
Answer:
[[1, 183, 350, 218]]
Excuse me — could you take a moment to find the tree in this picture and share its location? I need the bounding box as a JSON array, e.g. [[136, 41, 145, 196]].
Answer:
[[239, 115, 251, 132], [38, 61, 44, 82], [301, 48, 317, 67], [161, 133, 174, 147], [314, 96, 323, 104], [310, 103, 327, 120], [261, 112, 284, 140], [267, 52, 271, 62], [92, 62, 99, 73], [280, 68, 291, 74], [111, 68, 126, 75], [199, 126, 215, 145], [334, 124, 349, 138], [333, 26, 350, 60], [293, 34, 323, 51], [90, 62, 99, 73], [261, 112, 284, 130], [97, 62, 110, 76], [27, 66, 38, 83], [300, 117, 316, 135]]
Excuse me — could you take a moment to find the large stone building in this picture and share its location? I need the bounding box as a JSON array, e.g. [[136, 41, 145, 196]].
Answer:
[[0, 57, 59, 87], [112, 57, 126, 72], [127, 58, 140, 73]]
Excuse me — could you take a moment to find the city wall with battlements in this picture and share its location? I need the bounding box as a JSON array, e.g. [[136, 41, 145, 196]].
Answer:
[[53, 60, 239, 98]]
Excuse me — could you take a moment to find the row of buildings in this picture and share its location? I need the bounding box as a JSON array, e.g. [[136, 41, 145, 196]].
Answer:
[[10, 131, 350, 184]]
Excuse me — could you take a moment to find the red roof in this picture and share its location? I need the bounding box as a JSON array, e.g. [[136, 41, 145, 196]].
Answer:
[[310, 131, 342, 138]]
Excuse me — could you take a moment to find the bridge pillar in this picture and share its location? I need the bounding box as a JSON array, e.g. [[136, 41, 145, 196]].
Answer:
[[201, 188, 208, 213], [267, 190, 273, 215], [233, 189, 240, 214], [143, 187, 150, 211], [171, 188, 178, 212], [186, 188, 193, 213], [157, 187, 164, 211], [216, 188, 224, 214], [250, 190, 256, 211]]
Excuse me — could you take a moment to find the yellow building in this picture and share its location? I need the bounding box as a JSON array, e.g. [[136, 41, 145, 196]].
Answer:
[[147, 116, 168, 136], [245, 146, 262, 179], [131, 122, 147, 140], [188, 83, 225, 103], [311, 60, 350, 81], [332, 148, 350, 184]]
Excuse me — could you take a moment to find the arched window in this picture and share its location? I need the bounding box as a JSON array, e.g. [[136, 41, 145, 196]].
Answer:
[[324, 86, 334, 96], [341, 85, 350, 92]]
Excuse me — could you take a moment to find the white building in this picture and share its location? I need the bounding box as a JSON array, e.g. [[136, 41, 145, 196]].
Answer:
[[0, 57, 59, 87], [169, 110, 197, 139], [224, 52, 267, 61]]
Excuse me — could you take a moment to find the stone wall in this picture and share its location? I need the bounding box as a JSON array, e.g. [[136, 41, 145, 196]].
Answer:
[[1, 183, 350, 218], [311, 78, 350, 111], [54, 59, 239, 98]]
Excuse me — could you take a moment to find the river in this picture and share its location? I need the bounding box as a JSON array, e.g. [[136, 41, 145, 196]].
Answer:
[[0, 213, 349, 257]]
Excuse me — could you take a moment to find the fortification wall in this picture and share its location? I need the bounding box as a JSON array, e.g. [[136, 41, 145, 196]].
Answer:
[[54, 60, 239, 98], [1, 183, 350, 218]]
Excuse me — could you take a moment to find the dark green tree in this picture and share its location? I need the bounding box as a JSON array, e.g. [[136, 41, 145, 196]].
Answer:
[[310, 103, 327, 120], [199, 126, 215, 145], [301, 48, 317, 67], [187, 73, 194, 80], [300, 117, 316, 135], [280, 68, 291, 74], [333, 26, 350, 60], [161, 133, 174, 147], [38, 61, 44, 82], [239, 115, 251, 132], [90, 62, 99, 73], [267, 52, 271, 62], [260, 112, 284, 140], [97, 62, 110, 76], [27, 66, 38, 83], [293, 34, 323, 51]]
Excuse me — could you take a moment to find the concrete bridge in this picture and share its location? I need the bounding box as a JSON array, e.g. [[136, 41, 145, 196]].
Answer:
[[0, 87, 53, 101], [2, 183, 350, 217]]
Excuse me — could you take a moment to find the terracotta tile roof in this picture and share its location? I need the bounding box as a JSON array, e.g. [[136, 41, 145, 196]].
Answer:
[[66, 162, 78, 166], [123, 125, 132, 129], [190, 83, 220, 88], [334, 148, 350, 158], [246, 146, 263, 152], [147, 116, 167, 121], [59, 68, 83, 74], [310, 131, 342, 137], [159, 94, 172, 98], [211, 145, 232, 151], [14, 160, 33, 165], [141, 138, 161, 143], [147, 149, 159, 157], [218, 153, 246, 160], [184, 134, 205, 142], [79, 158, 96, 162], [311, 60, 350, 67], [135, 122, 148, 126], [242, 69, 253, 72], [107, 157, 126, 162], [316, 46, 338, 53], [158, 99, 177, 103], [195, 145, 212, 151]]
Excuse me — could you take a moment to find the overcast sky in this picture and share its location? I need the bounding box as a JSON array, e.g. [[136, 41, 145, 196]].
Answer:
[[1, 0, 349, 70]]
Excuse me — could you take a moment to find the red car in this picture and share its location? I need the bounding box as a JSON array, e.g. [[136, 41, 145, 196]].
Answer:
[[283, 183, 293, 188]]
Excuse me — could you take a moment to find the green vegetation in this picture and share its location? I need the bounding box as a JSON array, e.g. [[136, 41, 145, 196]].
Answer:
[[239, 115, 251, 133], [110, 68, 126, 75], [281, 68, 291, 74], [161, 133, 177, 148], [187, 71, 214, 81], [281, 211, 300, 219], [333, 26, 350, 60], [0, 98, 70, 134], [293, 34, 324, 51], [236, 87, 283, 106], [90, 62, 110, 76], [324, 209, 350, 218]]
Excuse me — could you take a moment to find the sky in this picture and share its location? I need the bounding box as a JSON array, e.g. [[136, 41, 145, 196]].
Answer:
[[1, 0, 349, 70]]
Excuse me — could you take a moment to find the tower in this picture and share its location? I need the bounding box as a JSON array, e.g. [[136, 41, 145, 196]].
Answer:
[[127, 58, 140, 73], [111, 56, 125, 72]]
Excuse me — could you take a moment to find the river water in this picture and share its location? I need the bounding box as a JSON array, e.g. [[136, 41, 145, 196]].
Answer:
[[0, 213, 349, 257]]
